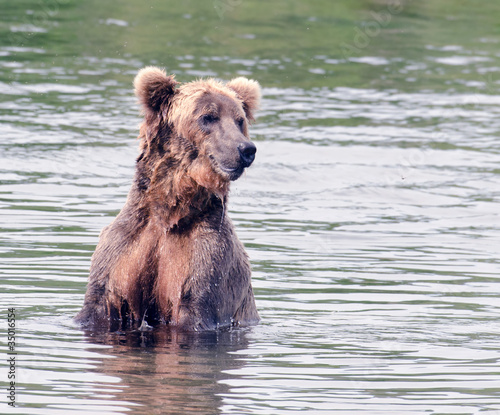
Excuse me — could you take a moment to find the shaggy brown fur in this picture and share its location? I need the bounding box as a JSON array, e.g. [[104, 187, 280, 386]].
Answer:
[[76, 67, 261, 331]]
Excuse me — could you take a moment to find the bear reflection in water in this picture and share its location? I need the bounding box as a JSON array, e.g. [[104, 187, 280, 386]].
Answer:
[[76, 67, 261, 331], [83, 325, 251, 414]]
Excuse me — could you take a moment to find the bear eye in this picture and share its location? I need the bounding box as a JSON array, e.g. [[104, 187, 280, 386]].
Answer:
[[236, 118, 245, 130], [201, 114, 218, 125]]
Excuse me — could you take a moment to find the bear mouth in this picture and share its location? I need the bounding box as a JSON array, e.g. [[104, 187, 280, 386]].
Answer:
[[219, 165, 244, 181], [209, 155, 245, 181]]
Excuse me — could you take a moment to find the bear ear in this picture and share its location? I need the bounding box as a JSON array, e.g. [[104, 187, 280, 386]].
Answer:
[[134, 66, 178, 115], [226, 77, 261, 122]]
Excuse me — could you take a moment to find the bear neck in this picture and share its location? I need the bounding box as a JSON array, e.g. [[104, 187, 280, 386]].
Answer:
[[134, 146, 228, 231]]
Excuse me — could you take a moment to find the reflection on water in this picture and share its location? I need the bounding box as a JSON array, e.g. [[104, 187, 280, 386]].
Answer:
[[84, 328, 251, 415], [1, 0, 500, 414]]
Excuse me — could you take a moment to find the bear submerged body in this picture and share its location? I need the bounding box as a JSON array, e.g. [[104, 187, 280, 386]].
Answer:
[[75, 67, 261, 331]]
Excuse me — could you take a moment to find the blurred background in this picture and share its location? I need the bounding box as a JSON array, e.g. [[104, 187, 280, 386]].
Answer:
[[1, 1, 500, 414]]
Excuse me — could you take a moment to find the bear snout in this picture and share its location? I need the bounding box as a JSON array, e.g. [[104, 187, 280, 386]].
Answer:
[[238, 141, 256, 168], [211, 139, 257, 181]]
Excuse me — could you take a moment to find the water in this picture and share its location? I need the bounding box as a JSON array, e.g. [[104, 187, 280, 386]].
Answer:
[[1, 1, 500, 414]]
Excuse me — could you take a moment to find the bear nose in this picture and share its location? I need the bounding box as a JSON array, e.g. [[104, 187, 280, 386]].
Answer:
[[238, 141, 257, 168]]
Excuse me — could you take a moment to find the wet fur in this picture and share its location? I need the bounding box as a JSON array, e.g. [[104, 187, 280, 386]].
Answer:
[[76, 67, 260, 331]]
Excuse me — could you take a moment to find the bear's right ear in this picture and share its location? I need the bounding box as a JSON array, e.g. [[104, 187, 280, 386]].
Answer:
[[134, 66, 178, 116]]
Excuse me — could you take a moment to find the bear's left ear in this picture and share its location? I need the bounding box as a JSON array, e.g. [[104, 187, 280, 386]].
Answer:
[[226, 77, 261, 122], [134, 66, 178, 117]]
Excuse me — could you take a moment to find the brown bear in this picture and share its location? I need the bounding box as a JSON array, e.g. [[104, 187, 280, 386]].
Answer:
[[75, 66, 261, 331]]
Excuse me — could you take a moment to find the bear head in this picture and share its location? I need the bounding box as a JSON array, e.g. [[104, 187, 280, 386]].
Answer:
[[133, 66, 260, 199]]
